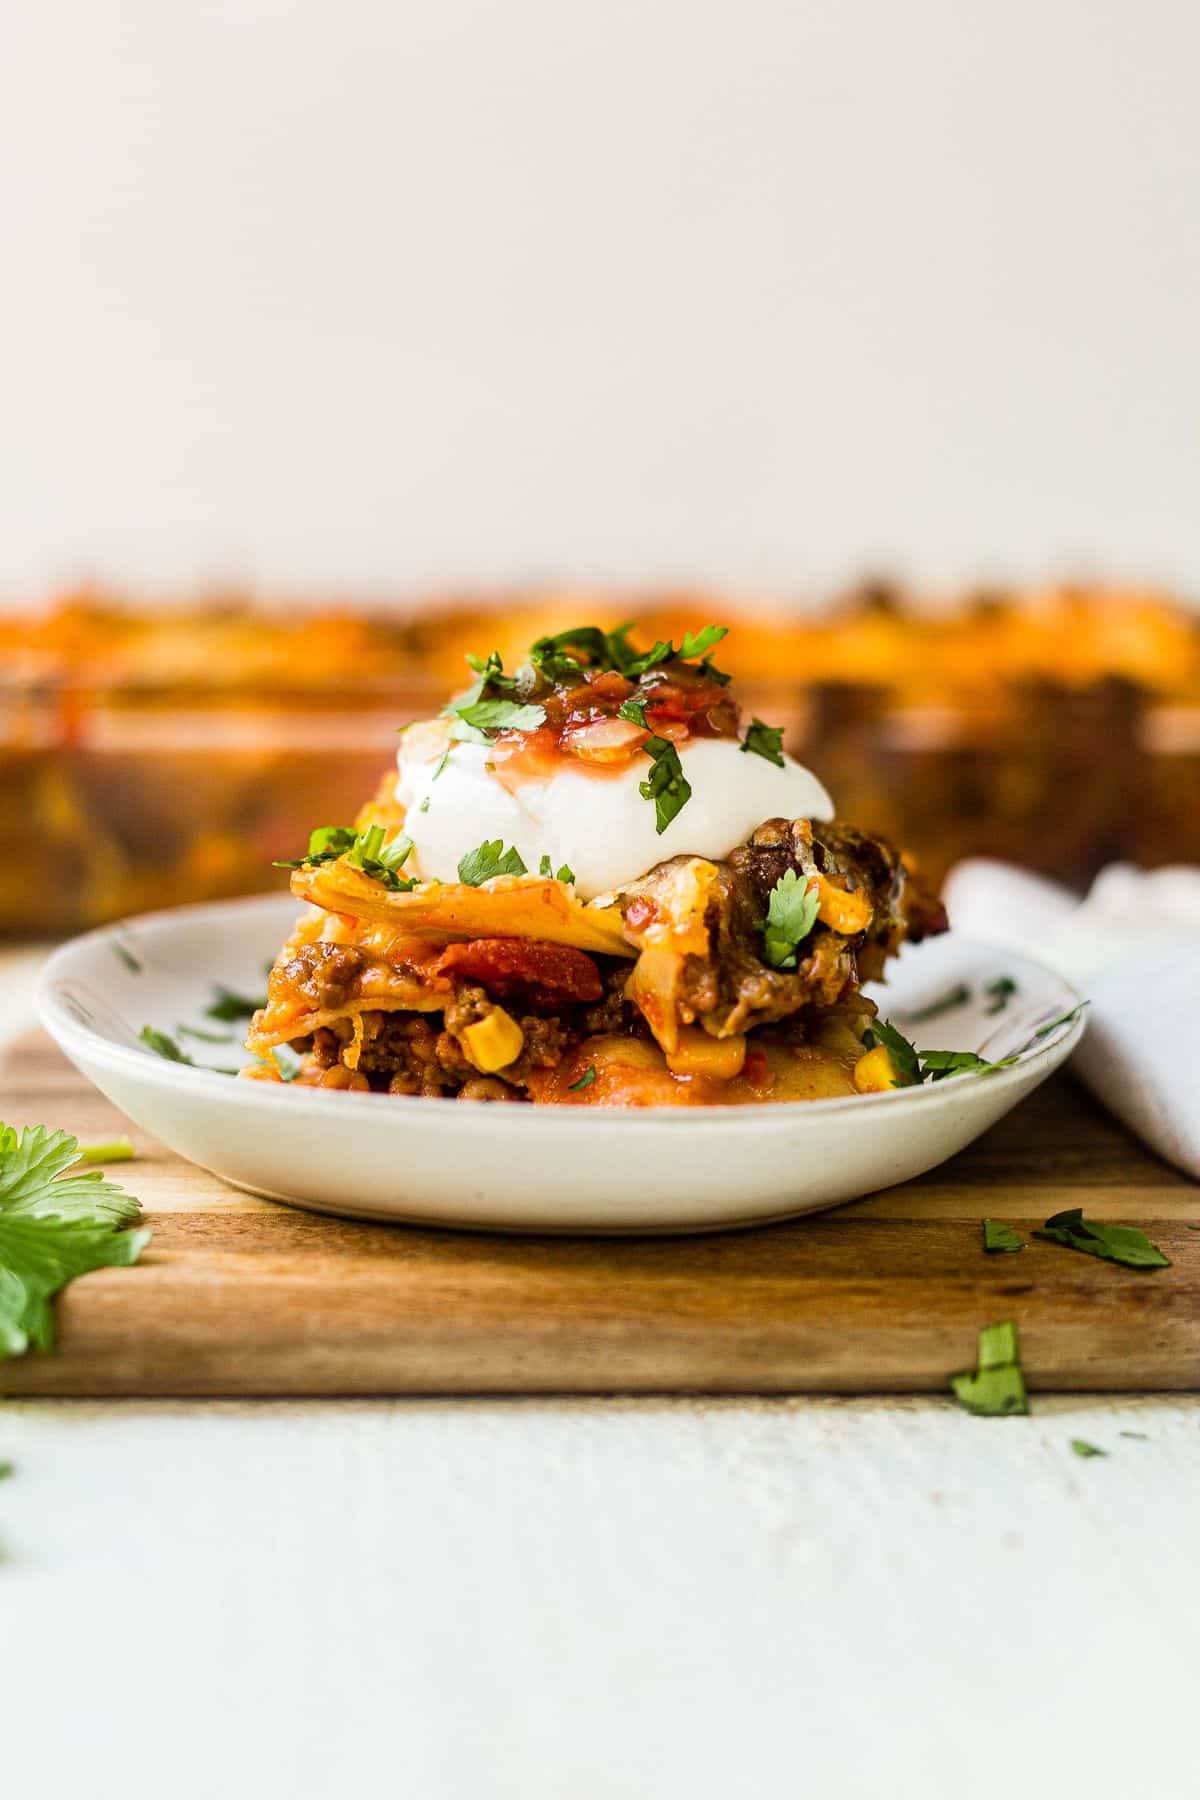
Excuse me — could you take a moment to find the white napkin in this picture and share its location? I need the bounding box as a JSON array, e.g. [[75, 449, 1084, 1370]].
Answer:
[[942, 860, 1200, 1181]]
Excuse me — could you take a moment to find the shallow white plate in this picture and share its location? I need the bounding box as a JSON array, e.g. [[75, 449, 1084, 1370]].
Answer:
[[38, 894, 1085, 1233]]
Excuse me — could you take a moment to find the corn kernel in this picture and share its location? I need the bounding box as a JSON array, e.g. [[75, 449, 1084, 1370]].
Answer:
[[853, 1044, 902, 1092], [815, 875, 874, 936], [462, 1008, 525, 1073]]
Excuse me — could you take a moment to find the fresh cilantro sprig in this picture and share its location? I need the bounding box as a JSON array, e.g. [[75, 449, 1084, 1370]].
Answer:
[[951, 1320, 1028, 1417], [0, 1123, 150, 1359], [1072, 1438, 1107, 1458], [982, 1219, 1026, 1254], [617, 694, 650, 729], [458, 840, 528, 885], [761, 870, 820, 970], [275, 824, 417, 891], [863, 1005, 1085, 1086], [638, 737, 692, 833], [538, 856, 576, 883], [860, 1015, 922, 1085], [741, 718, 785, 767]]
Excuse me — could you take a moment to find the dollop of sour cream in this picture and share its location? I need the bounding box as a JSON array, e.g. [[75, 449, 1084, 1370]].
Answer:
[[396, 720, 834, 900]]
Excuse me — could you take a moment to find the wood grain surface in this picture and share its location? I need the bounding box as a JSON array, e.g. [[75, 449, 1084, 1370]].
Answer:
[[1, 1029, 1197, 1396]]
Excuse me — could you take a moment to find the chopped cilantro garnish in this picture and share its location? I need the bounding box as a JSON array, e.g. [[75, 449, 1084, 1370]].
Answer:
[[0, 1122, 150, 1359], [276, 824, 417, 891], [1071, 1438, 1107, 1458], [622, 639, 674, 679], [458, 840, 528, 885], [902, 983, 971, 1023], [984, 976, 1018, 1015], [761, 870, 820, 970], [111, 935, 142, 973], [531, 621, 730, 684], [538, 856, 575, 882], [951, 1320, 1028, 1417], [699, 655, 732, 686], [983, 1218, 1025, 1254], [139, 1026, 193, 1065], [205, 984, 267, 1023], [861, 1016, 922, 1086], [862, 1005, 1085, 1087], [638, 737, 692, 833], [432, 749, 452, 780], [1033, 1209, 1171, 1270], [418, 796, 431, 813], [618, 694, 650, 729], [568, 1066, 597, 1092], [529, 626, 610, 682], [920, 1049, 995, 1081], [455, 697, 546, 734], [678, 624, 728, 659], [345, 825, 418, 891], [741, 718, 785, 767]]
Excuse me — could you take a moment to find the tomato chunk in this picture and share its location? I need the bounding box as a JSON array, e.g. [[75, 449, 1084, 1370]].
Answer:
[[435, 938, 604, 1006]]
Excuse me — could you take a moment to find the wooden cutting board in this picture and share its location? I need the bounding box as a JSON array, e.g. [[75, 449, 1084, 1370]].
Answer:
[[1, 1027, 1197, 1396]]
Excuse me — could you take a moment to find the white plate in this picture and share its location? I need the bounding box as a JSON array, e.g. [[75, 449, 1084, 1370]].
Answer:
[[38, 894, 1085, 1234]]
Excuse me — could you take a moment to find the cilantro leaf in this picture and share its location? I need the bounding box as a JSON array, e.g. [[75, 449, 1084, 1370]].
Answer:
[[0, 1123, 150, 1359], [983, 1219, 1026, 1254], [761, 870, 820, 970], [618, 695, 650, 729], [741, 718, 785, 767], [140, 1026, 193, 1064], [276, 824, 417, 891], [457, 840, 528, 885], [454, 698, 546, 734], [622, 639, 674, 679], [568, 1066, 597, 1092], [984, 976, 1018, 1015], [345, 825, 418, 891], [1033, 1209, 1171, 1270], [537, 857, 575, 883], [638, 737, 692, 833], [901, 983, 972, 1023], [1071, 1439, 1107, 1458], [529, 626, 611, 682], [273, 825, 358, 871], [699, 655, 732, 686], [950, 1320, 1029, 1417], [921, 1049, 994, 1082], [205, 984, 267, 1023], [861, 1016, 922, 1086], [678, 625, 728, 659]]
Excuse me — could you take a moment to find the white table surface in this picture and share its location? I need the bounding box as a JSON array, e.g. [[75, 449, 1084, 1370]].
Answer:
[[4, 948, 1198, 1799]]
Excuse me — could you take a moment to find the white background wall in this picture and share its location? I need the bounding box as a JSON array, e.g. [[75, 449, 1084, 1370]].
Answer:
[[3, 0, 1199, 605]]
